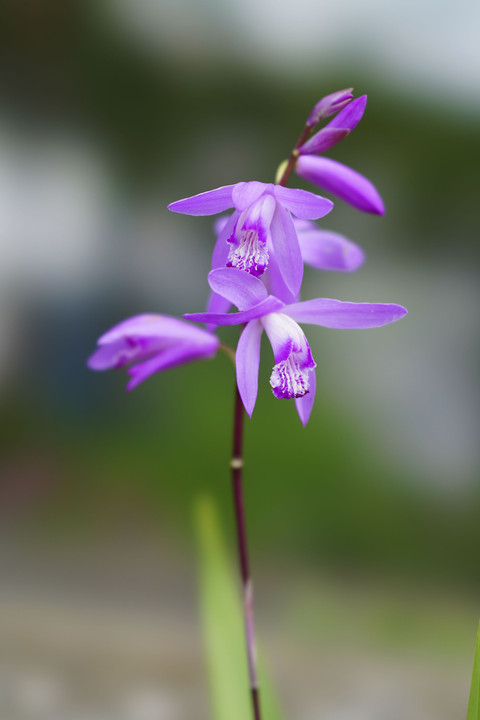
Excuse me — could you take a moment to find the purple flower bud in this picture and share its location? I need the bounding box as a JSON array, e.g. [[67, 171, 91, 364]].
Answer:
[[306, 89, 354, 128], [300, 96, 367, 156]]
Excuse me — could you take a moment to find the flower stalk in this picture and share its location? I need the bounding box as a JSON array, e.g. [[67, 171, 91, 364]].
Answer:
[[87, 88, 407, 720], [231, 382, 261, 720]]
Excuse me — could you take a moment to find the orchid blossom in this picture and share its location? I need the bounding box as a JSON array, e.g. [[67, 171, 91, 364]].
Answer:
[[184, 268, 407, 425], [168, 181, 333, 297], [208, 216, 365, 313], [88, 314, 219, 390]]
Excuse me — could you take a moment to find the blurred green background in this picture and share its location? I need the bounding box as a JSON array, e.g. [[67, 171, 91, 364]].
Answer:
[[0, 1, 479, 718]]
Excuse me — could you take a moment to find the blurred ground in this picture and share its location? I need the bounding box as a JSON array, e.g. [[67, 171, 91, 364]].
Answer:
[[0, 538, 476, 719]]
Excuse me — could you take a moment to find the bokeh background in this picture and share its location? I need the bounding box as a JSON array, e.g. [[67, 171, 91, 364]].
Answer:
[[0, 1, 479, 718]]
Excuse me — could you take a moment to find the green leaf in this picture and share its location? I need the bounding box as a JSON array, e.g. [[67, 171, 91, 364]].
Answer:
[[194, 495, 284, 720], [467, 621, 480, 720]]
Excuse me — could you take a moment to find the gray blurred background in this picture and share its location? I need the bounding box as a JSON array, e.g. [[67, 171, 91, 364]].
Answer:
[[0, 0, 479, 718]]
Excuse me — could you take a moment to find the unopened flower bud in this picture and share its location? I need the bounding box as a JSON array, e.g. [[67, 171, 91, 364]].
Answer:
[[306, 89, 353, 128]]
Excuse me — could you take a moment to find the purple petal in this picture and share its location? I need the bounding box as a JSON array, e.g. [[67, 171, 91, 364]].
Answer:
[[213, 215, 229, 235], [298, 228, 365, 272], [284, 298, 407, 328], [126, 342, 216, 390], [206, 291, 232, 315], [184, 296, 284, 326], [263, 247, 297, 305], [208, 267, 268, 310], [87, 338, 144, 371], [306, 89, 354, 127], [274, 186, 334, 219], [270, 205, 304, 297], [168, 185, 235, 216], [97, 314, 214, 346], [232, 181, 271, 210], [295, 156, 385, 215], [295, 368, 316, 426], [211, 212, 238, 269], [236, 319, 263, 417], [324, 95, 367, 133], [205, 291, 232, 332], [298, 128, 350, 156]]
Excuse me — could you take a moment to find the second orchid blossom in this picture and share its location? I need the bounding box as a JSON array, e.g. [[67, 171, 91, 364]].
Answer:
[[184, 268, 407, 426]]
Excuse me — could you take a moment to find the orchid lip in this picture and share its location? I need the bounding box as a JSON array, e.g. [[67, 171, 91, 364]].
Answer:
[[270, 354, 313, 399], [227, 229, 269, 276]]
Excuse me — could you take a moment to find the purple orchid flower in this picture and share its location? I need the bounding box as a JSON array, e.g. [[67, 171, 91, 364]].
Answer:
[[168, 181, 333, 297], [184, 268, 407, 426], [295, 94, 385, 215], [207, 216, 365, 314], [87, 314, 219, 390]]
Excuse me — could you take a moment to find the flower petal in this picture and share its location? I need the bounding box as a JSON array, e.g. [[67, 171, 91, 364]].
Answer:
[[126, 341, 217, 390], [208, 267, 268, 310], [295, 155, 385, 215], [184, 296, 284, 326], [263, 247, 297, 305], [295, 368, 316, 426], [236, 319, 263, 417], [298, 127, 350, 156], [205, 291, 232, 332], [284, 299, 407, 328], [168, 185, 235, 216], [87, 338, 147, 371], [270, 205, 304, 297], [206, 291, 232, 314], [232, 181, 271, 210], [211, 212, 238, 269], [274, 186, 334, 219], [97, 314, 213, 346], [298, 227, 365, 272]]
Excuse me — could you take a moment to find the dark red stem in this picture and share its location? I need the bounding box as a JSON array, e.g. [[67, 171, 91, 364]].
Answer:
[[231, 383, 261, 720], [277, 124, 311, 187]]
